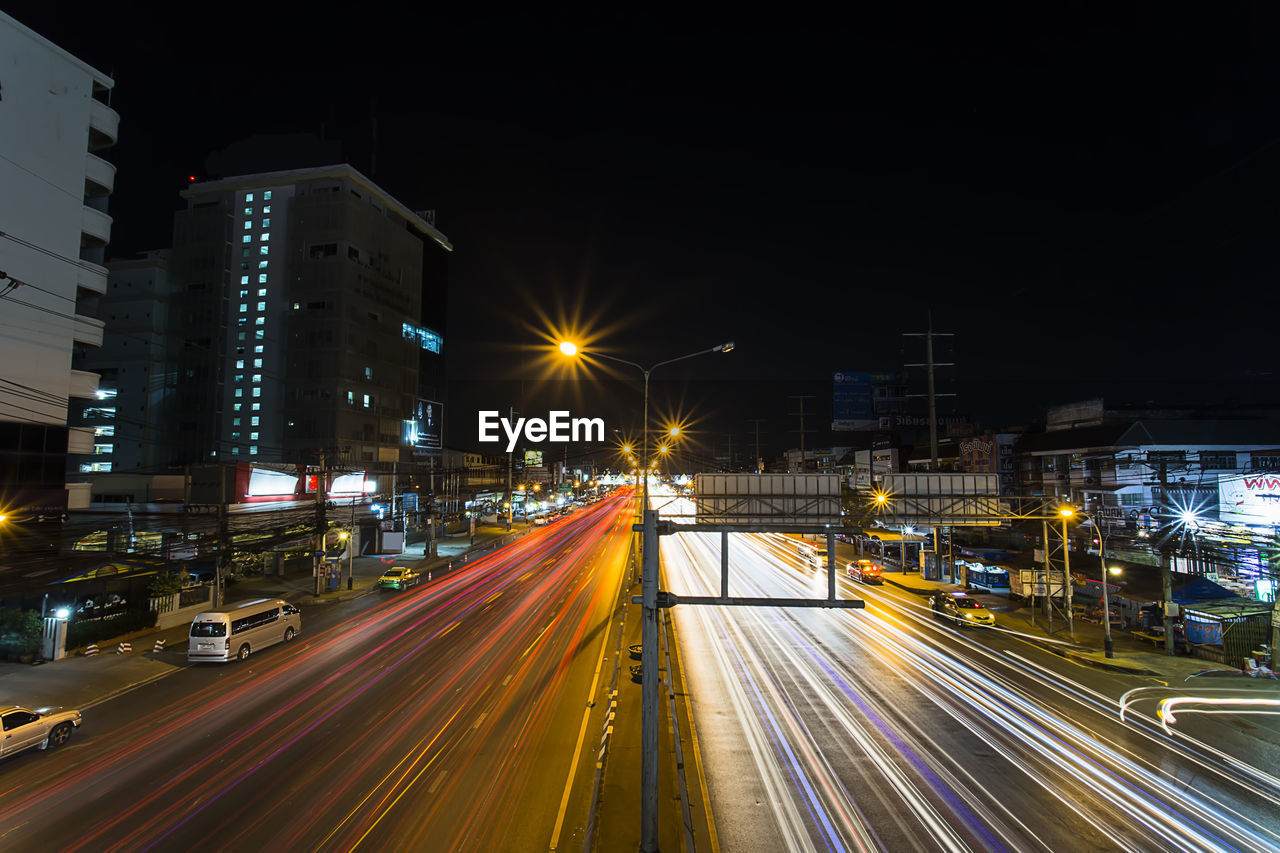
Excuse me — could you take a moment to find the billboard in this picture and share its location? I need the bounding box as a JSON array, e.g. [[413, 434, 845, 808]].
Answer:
[[406, 399, 443, 452], [1218, 473, 1280, 526], [524, 450, 543, 467], [833, 372, 873, 420]]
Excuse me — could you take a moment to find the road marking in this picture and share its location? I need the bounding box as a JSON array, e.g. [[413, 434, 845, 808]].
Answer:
[[523, 622, 552, 658], [549, 544, 627, 852], [428, 769, 447, 794], [502, 674, 512, 686], [472, 711, 488, 730]]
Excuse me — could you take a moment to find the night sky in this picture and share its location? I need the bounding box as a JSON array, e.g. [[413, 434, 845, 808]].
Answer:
[[11, 5, 1280, 459]]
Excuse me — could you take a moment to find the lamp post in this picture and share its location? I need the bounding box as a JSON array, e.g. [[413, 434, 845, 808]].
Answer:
[[559, 338, 734, 853], [1061, 506, 1113, 658]]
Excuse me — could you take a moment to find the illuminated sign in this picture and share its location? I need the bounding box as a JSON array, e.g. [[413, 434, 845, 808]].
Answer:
[[402, 323, 442, 353], [1218, 473, 1280, 526], [249, 468, 300, 497], [405, 399, 443, 451], [525, 450, 543, 467]]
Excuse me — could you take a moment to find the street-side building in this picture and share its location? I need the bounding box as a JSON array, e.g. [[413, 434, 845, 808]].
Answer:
[[161, 165, 450, 474], [0, 11, 118, 561], [68, 252, 171, 481]]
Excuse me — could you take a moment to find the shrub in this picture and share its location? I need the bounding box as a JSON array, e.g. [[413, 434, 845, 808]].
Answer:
[[0, 608, 42, 657], [67, 609, 158, 650]]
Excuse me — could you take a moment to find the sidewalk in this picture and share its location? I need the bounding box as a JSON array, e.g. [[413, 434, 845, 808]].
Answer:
[[0, 523, 530, 712]]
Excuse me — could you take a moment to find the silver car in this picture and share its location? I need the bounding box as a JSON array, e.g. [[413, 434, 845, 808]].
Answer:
[[0, 705, 82, 758]]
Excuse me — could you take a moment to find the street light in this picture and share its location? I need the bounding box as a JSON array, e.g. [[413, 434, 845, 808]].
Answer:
[[1061, 506, 1113, 658], [558, 337, 734, 852]]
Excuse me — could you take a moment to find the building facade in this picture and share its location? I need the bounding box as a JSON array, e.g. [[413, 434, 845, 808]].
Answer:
[[0, 12, 118, 559], [162, 165, 450, 476], [68, 252, 171, 480]]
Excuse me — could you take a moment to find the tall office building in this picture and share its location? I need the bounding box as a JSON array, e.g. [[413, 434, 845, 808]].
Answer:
[[0, 11, 118, 558], [164, 165, 450, 474], [69, 251, 171, 479]]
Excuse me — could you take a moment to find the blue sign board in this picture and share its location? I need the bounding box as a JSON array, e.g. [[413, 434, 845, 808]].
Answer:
[[833, 371, 873, 420]]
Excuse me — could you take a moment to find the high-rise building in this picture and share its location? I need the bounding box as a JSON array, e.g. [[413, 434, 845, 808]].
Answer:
[[69, 251, 171, 478], [163, 165, 450, 475], [0, 11, 118, 556]]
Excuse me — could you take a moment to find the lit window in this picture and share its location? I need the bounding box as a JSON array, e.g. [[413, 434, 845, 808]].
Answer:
[[250, 432, 259, 440], [237, 332, 247, 340], [258, 274, 267, 284], [244, 221, 252, 230], [253, 358, 262, 368], [231, 447, 240, 455], [234, 389, 243, 398], [262, 218, 271, 227], [257, 301, 266, 311], [251, 403, 260, 410], [263, 205, 271, 214], [254, 345, 263, 353], [234, 374, 243, 382], [293, 302, 300, 310], [93, 425, 115, 436], [252, 388, 261, 397], [93, 443, 113, 454], [239, 290, 249, 298], [235, 360, 244, 369], [243, 235, 251, 243], [260, 233, 270, 241], [246, 193, 254, 202], [233, 403, 241, 412], [257, 288, 266, 296], [255, 317, 265, 326], [243, 207, 253, 215], [239, 304, 248, 313], [240, 275, 249, 285], [251, 416, 260, 426], [363, 394, 371, 408], [249, 446, 258, 455], [263, 191, 271, 200], [260, 246, 269, 256], [364, 366, 373, 380], [255, 330, 265, 339], [233, 417, 241, 426], [347, 391, 354, 405], [259, 261, 268, 269], [252, 374, 262, 383]]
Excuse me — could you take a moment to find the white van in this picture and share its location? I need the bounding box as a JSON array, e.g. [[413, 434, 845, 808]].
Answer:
[[188, 598, 300, 663]]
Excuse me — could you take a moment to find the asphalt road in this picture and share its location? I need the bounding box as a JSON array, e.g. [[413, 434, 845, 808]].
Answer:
[[0, 492, 634, 852], [661, 495, 1280, 852]]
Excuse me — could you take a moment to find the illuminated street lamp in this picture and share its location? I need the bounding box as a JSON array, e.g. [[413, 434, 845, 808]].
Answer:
[[558, 337, 734, 852], [1061, 506, 1112, 658]]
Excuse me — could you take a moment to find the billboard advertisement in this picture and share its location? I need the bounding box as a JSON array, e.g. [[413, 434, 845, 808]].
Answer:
[[1218, 473, 1280, 526], [406, 399, 443, 452], [833, 372, 873, 420]]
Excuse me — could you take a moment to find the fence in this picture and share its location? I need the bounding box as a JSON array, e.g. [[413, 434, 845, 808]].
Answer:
[[149, 584, 213, 630]]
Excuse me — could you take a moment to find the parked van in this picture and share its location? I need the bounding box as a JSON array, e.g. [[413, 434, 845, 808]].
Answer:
[[188, 598, 300, 663]]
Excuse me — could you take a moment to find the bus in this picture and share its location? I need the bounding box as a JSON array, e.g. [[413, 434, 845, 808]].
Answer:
[[188, 598, 301, 663]]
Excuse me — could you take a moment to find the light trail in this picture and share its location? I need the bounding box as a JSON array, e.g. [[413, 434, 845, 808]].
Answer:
[[0, 491, 636, 852], [657, 489, 1280, 853]]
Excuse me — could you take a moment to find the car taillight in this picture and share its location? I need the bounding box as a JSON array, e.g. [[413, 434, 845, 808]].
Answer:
[[224, 638, 230, 649]]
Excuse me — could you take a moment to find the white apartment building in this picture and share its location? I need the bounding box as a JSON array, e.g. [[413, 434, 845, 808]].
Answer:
[[0, 12, 118, 544]]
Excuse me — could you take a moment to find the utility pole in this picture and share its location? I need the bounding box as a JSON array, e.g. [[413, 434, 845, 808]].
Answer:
[[216, 462, 228, 608], [1158, 461, 1175, 655], [315, 451, 327, 595], [747, 418, 766, 473], [904, 311, 956, 471], [506, 406, 516, 531], [788, 395, 815, 473]]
